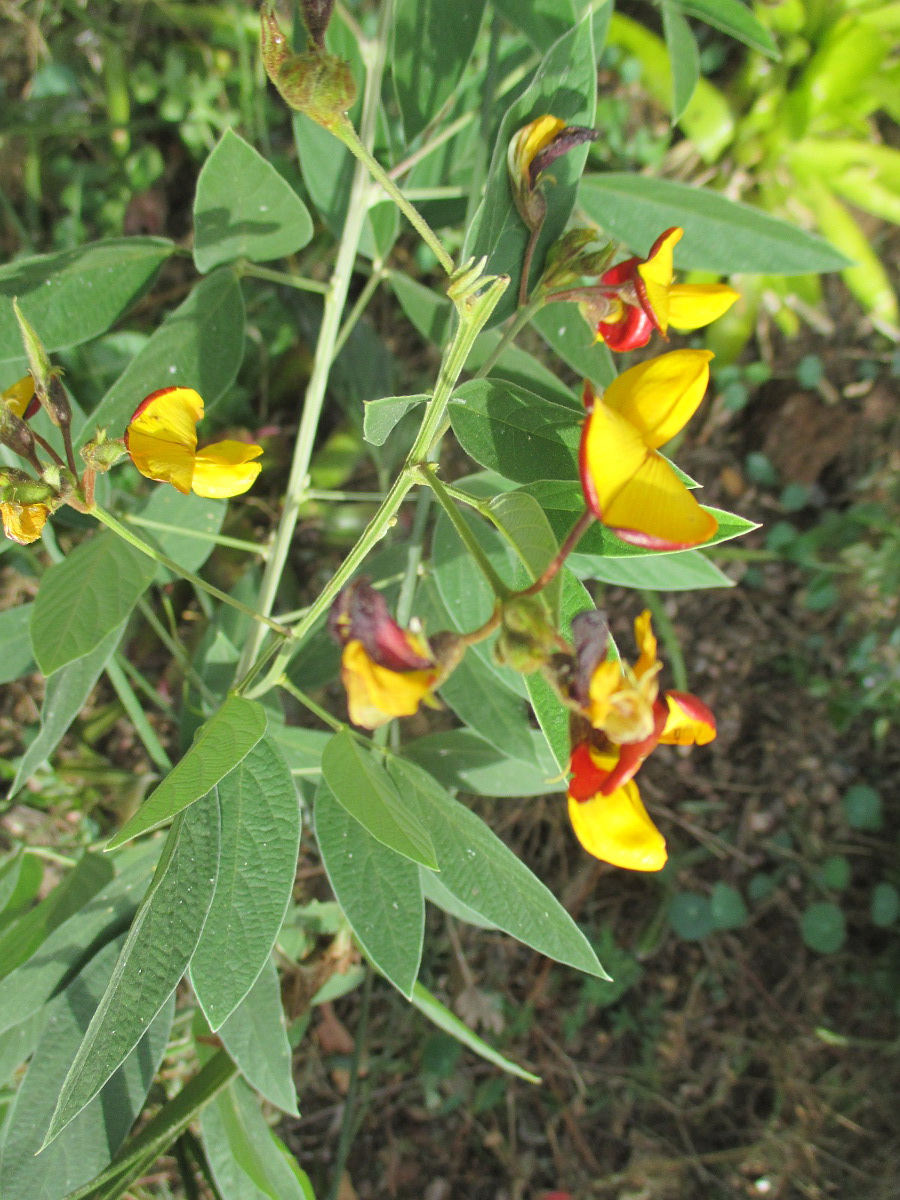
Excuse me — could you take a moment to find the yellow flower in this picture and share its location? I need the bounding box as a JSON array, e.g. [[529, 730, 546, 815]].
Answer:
[[592, 227, 739, 351], [1, 499, 49, 545], [125, 387, 263, 499], [579, 350, 718, 550]]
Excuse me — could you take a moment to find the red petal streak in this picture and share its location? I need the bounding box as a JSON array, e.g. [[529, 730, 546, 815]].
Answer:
[[568, 742, 610, 802], [597, 305, 653, 351], [598, 701, 667, 795]]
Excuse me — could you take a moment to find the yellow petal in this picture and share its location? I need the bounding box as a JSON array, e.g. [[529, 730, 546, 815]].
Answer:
[[1, 501, 49, 545], [3, 375, 36, 419], [667, 283, 740, 331], [126, 387, 204, 494], [511, 114, 567, 181], [192, 440, 263, 499], [341, 640, 436, 729], [602, 350, 713, 448], [587, 659, 622, 728], [636, 227, 682, 331], [659, 691, 716, 746], [567, 782, 667, 871], [632, 609, 658, 679], [581, 399, 717, 548]]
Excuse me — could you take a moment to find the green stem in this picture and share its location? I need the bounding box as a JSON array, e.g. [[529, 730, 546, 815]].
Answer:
[[277, 675, 345, 733], [515, 509, 595, 598], [473, 298, 543, 381], [136, 598, 217, 706], [235, 2, 391, 681], [92, 506, 290, 638], [421, 464, 511, 599], [125, 514, 267, 556], [640, 590, 689, 692], [332, 261, 387, 360], [237, 262, 329, 294], [333, 115, 455, 275], [105, 657, 173, 771]]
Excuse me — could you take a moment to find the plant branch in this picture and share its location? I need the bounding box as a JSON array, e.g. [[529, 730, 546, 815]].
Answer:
[[420, 464, 511, 599]]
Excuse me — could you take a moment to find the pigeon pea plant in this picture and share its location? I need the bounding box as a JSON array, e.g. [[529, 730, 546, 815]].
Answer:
[[0, 1, 850, 1195]]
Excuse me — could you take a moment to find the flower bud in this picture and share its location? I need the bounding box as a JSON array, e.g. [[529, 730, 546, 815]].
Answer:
[[494, 594, 559, 675], [81, 428, 128, 474], [0, 401, 38, 463], [13, 299, 52, 409], [300, 0, 337, 49], [260, 8, 356, 129], [46, 374, 72, 430]]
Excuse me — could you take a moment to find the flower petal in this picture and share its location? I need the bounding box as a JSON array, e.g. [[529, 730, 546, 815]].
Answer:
[[596, 304, 653, 352], [192, 440, 263, 498], [602, 350, 713, 448], [509, 114, 567, 185], [635, 227, 682, 332], [580, 397, 717, 549], [3, 375, 38, 420], [341, 639, 436, 729], [1, 500, 49, 545], [126, 387, 204, 494], [659, 690, 717, 746], [567, 781, 667, 871], [667, 283, 740, 331]]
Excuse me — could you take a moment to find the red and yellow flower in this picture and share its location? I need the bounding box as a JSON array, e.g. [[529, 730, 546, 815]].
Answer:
[[579, 350, 718, 550], [565, 609, 716, 871], [125, 387, 263, 499], [586, 227, 739, 352], [329, 578, 453, 730]]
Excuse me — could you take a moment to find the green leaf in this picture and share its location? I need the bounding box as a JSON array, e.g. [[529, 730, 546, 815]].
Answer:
[[0, 938, 173, 1200], [363, 393, 428, 446], [411, 982, 540, 1082], [679, 0, 777, 57], [45, 792, 220, 1146], [316, 781, 424, 998], [30, 533, 156, 675], [190, 738, 300, 1029], [0, 851, 113, 981], [201, 1078, 313, 1200], [63, 1052, 238, 1200], [419, 868, 498, 929], [579, 175, 852, 275], [568, 547, 734, 590], [389, 271, 451, 346], [269, 725, 332, 780], [450, 379, 581, 484], [710, 883, 749, 930], [871, 883, 899, 929], [662, 1, 700, 121], [0, 1010, 47, 1090], [404, 730, 563, 797], [0, 238, 173, 377], [489, 489, 561, 617], [81, 268, 245, 445], [668, 891, 715, 941], [800, 902, 846, 955], [842, 783, 883, 831], [320, 730, 438, 870], [524, 570, 595, 774], [491, 0, 579, 51], [0, 603, 36, 684], [392, 0, 485, 138], [530, 303, 616, 388], [429, 511, 529, 699], [0, 844, 159, 1036], [387, 758, 608, 979], [10, 622, 123, 796], [463, 14, 597, 324], [217, 956, 298, 1115], [194, 129, 313, 273], [438, 640, 539, 764], [0, 849, 25, 918], [135, 487, 227, 575], [108, 696, 267, 847]]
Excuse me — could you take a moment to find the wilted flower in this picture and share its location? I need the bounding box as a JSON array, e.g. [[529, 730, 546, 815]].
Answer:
[[584, 227, 739, 352], [329, 578, 461, 730], [507, 115, 598, 231], [0, 472, 54, 546], [579, 351, 718, 550], [125, 387, 263, 499]]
